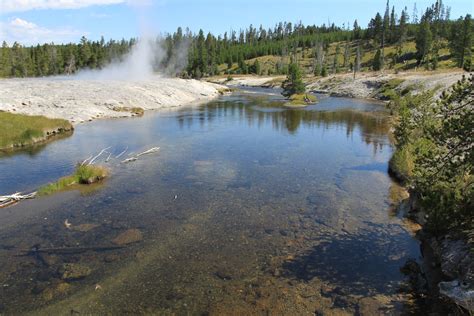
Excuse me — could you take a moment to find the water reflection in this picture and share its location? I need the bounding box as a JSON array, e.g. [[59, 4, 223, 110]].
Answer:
[[176, 93, 390, 152]]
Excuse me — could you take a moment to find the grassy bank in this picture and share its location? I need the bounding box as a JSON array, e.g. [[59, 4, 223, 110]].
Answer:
[[38, 165, 108, 196], [388, 75, 473, 236], [285, 93, 318, 107], [0, 111, 73, 150]]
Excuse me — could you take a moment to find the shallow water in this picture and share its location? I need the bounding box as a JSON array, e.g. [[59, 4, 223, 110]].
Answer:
[[0, 89, 421, 314]]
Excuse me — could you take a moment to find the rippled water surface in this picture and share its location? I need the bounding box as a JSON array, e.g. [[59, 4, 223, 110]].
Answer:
[[0, 89, 421, 314]]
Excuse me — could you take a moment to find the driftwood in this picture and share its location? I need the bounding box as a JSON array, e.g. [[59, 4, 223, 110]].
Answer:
[[80, 155, 93, 166], [89, 147, 111, 165], [121, 147, 160, 163], [115, 146, 128, 159], [0, 192, 37, 208], [1, 145, 160, 208]]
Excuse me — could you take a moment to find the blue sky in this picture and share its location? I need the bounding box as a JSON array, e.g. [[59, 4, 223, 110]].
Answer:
[[0, 0, 472, 45]]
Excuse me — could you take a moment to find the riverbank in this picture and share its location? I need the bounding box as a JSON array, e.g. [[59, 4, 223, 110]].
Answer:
[[209, 70, 465, 101], [0, 111, 73, 150], [0, 76, 225, 125]]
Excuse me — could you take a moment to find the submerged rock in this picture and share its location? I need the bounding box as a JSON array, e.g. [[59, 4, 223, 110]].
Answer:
[[42, 282, 71, 301], [60, 263, 92, 280], [112, 228, 143, 245], [436, 238, 474, 312], [73, 223, 100, 232], [439, 280, 474, 312]]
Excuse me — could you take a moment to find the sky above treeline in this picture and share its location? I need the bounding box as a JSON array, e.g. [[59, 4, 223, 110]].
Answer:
[[0, 0, 472, 45]]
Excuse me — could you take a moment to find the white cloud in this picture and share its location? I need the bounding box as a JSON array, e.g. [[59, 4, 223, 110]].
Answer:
[[0, 18, 85, 45], [0, 0, 127, 13]]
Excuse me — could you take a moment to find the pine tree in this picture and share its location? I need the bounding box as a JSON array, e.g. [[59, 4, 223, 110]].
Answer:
[[0, 41, 11, 77], [416, 15, 433, 65], [389, 6, 397, 44], [373, 48, 384, 71], [382, 0, 390, 47], [373, 13, 384, 44], [398, 8, 408, 46], [321, 65, 328, 77], [353, 20, 361, 40], [450, 14, 473, 70], [281, 62, 305, 97]]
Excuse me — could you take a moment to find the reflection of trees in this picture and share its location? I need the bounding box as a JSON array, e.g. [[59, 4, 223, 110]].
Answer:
[[176, 101, 391, 150]]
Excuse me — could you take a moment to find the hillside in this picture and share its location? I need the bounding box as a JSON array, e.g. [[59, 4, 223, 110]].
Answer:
[[223, 38, 458, 77]]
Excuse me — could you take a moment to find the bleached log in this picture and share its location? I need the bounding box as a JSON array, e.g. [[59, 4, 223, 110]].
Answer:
[[121, 147, 160, 163], [0, 192, 37, 208], [115, 146, 128, 159], [81, 155, 93, 166], [121, 157, 138, 163], [136, 147, 160, 157], [89, 147, 111, 165]]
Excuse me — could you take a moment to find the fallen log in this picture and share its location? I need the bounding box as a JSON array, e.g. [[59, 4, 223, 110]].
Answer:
[[121, 147, 160, 163], [0, 192, 37, 208]]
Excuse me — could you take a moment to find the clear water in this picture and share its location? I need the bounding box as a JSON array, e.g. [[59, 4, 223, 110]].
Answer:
[[0, 88, 420, 314]]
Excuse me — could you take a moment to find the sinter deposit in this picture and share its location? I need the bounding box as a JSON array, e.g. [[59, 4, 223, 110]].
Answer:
[[0, 76, 224, 124]]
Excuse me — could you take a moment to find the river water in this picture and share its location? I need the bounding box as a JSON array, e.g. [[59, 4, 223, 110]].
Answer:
[[0, 88, 422, 314]]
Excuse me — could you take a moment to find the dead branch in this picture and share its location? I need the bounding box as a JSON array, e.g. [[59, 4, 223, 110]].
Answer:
[[0, 192, 37, 208], [80, 155, 93, 166], [136, 147, 160, 157], [121, 147, 160, 163], [115, 146, 128, 159], [89, 147, 111, 165]]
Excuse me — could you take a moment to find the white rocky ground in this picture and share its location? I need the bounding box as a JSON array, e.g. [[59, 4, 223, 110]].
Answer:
[[211, 76, 284, 87], [210, 71, 466, 99], [306, 70, 466, 99], [0, 76, 224, 124]]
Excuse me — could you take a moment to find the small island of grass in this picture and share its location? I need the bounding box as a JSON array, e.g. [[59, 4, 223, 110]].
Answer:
[[285, 93, 318, 108], [38, 164, 108, 196], [0, 111, 73, 150], [281, 62, 317, 108]]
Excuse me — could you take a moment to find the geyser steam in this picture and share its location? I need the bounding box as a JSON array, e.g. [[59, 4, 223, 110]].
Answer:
[[75, 36, 161, 80], [75, 2, 188, 81]]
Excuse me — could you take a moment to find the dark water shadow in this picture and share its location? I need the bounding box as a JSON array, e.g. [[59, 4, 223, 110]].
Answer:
[[282, 224, 417, 296]]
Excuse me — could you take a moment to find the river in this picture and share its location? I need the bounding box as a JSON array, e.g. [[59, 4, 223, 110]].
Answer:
[[0, 88, 422, 314]]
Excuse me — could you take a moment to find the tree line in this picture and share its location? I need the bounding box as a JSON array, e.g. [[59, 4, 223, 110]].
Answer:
[[0, 0, 471, 78]]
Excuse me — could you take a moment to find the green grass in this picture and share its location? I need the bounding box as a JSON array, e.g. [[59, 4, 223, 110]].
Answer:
[[0, 111, 72, 149], [112, 106, 145, 116], [38, 165, 108, 196], [377, 78, 405, 100], [388, 145, 414, 183], [286, 93, 318, 107]]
